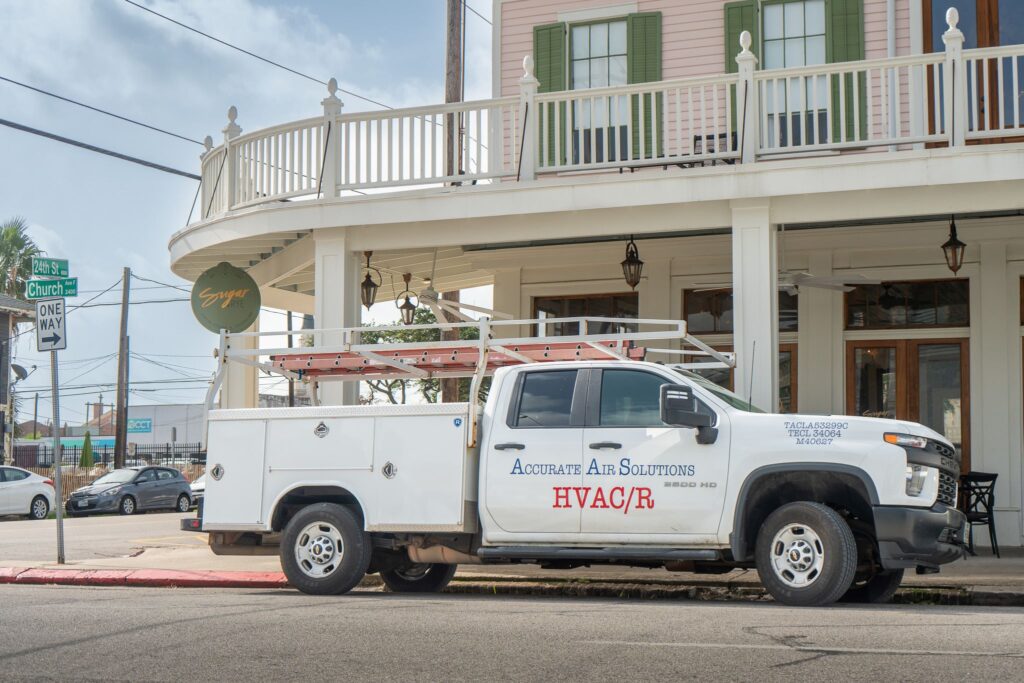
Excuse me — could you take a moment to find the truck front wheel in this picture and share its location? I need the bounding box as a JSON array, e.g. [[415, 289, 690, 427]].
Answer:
[[755, 501, 857, 607], [281, 503, 371, 595], [380, 562, 457, 593], [840, 569, 904, 604]]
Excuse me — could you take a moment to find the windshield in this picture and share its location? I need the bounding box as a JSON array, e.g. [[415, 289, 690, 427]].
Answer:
[[92, 469, 137, 485], [673, 369, 765, 413]]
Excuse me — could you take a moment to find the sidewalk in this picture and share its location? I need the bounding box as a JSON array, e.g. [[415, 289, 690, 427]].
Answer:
[[1, 543, 1020, 605]]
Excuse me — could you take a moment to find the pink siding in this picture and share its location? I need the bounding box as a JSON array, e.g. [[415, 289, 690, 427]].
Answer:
[[499, 0, 915, 96]]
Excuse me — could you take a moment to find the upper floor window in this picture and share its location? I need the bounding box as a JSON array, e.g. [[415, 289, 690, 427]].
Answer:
[[571, 21, 627, 92], [763, 0, 826, 70], [845, 280, 969, 329]]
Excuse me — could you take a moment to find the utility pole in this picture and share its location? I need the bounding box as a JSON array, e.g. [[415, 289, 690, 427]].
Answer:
[[441, 0, 464, 404], [113, 267, 130, 468], [33, 392, 38, 440]]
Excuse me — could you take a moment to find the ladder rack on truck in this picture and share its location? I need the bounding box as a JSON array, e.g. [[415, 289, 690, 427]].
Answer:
[[205, 317, 735, 445]]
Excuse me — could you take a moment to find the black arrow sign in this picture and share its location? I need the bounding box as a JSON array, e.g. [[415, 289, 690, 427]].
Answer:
[[41, 333, 61, 345]]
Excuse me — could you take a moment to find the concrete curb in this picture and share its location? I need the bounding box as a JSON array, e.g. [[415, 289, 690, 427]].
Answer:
[[1, 568, 1021, 606], [0, 567, 288, 589]]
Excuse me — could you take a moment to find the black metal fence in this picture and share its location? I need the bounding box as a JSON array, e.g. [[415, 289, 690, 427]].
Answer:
[[12, 442, 206, 468]]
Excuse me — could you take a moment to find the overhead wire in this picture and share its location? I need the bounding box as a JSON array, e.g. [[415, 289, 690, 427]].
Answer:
[[0, 75, 204, 145]]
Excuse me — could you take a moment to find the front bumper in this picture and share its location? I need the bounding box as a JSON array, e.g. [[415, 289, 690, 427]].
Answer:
[[874, 503, 968, 570], [65, 496, 119, 514]]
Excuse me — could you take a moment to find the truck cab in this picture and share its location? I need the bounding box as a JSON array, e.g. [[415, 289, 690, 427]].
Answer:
[[188, 317, 968, 606]]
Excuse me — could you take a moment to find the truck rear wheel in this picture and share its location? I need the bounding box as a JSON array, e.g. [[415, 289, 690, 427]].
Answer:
[[755, 501, 857, 607], [281, 503, 370, 596], [380, 562, 457, 593], [840, 569, 904, 604]]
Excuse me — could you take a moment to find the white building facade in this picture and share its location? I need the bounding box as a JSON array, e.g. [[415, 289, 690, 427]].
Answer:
[[169, 0, 1024, 547]]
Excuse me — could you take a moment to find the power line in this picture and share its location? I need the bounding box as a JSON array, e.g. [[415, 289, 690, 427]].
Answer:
[[130, 273, 190, 293], [0, 74, 204, 145], [463, 1, 491, 25], [0, 118, 201, 180], [120, 0, 394, 111]]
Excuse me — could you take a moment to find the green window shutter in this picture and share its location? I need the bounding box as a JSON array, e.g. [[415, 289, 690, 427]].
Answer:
[[627, 12, 662, 159], [723, 0, 758, 73], [533, 23, 567, 166], [827, 0, 866, 142]]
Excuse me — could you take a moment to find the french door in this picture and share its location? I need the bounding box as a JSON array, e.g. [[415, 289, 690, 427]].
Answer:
[[846, 339, 970, 469]]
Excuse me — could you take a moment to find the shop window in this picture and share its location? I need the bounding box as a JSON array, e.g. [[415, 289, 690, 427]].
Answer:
[[683, 288, 798, 334], [845, 280, 969, 330], [534, 293, 638, 336]]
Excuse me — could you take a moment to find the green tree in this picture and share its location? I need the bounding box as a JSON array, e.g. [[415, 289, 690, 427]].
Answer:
[[80, 431, 94, 468], [0, 217, 42, 298], [360, 308, 489, 404]]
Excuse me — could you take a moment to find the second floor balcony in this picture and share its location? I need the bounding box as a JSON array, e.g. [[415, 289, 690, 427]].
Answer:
[[192, 11, 1023, 227]]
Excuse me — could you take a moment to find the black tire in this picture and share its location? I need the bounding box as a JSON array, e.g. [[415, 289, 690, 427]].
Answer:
[[175, 494, 191, 513], [755, 501, 857, 607], [280, 503, 370, 596], [840, 569, 904, 604], [119, 496, 137, 516], [28, 496, 49, 520], [380, 563, 458, 593]]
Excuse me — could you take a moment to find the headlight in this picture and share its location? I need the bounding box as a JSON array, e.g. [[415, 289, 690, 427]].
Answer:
[[905, 465, 930, 497], [101, 486, 123, 497], [884, 433, 928, 449]]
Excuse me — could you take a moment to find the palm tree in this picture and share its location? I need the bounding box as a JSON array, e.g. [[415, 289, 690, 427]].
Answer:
[[0, 217, 42, 299]]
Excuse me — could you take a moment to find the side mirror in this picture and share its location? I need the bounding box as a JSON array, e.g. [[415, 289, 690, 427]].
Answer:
[[660, 384, 714, 428]]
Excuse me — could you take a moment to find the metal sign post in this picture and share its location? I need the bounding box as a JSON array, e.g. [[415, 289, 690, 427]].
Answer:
[[49, 347, 65, 564], [31, 256, 74, 565]]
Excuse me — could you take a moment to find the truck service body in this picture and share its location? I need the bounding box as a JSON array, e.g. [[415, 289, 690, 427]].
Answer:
[[187, 317, 968, 606]]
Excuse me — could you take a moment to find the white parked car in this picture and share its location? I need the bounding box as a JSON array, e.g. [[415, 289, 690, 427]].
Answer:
[[0, 466, 56, 520], [190, 474, 206, 508]]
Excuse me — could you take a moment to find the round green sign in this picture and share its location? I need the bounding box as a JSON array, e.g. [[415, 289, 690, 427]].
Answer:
[[190, 262, 261, 333]]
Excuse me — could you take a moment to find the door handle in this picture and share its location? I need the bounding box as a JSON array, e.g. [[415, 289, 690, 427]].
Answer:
[[589, 441, 622, 450], [494, 442, 525, 451]]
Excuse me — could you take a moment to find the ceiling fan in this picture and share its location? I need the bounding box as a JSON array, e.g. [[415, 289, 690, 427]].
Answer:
[[690, 227, 880, 294], [417, 250, 513, 322]]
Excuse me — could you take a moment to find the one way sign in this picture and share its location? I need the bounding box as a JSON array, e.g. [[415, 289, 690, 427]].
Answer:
[[36, 298, 67, 352]]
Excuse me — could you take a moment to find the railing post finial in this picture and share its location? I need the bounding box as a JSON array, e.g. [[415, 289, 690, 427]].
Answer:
[[522, 54, 536, 80], [223, 106, 241, 140], [945, 6, 959, 30], [739, 29, 753, 55], [201, 135, 213, 160], [322, 77, 343, 116]]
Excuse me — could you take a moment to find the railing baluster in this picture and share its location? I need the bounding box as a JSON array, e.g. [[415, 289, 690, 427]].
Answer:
[[1014, 56, 1021, 130], [674, 88, 682, 157], [590, 95, 598, 164], [475, 107, 483, 174], [997, 56, 1006, 131], [711, 84, 720, 157]]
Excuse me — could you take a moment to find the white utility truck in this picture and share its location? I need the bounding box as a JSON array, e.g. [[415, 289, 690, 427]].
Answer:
[[185, 317, 967, 606]]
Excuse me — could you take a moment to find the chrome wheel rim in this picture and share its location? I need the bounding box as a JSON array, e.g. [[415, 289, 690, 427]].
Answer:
[[393, 563, 431, 582], [32, 499, 47, 519], [122, 498, 134, 514], [294, 522, 345, 579], [770, 523, 825, 588]]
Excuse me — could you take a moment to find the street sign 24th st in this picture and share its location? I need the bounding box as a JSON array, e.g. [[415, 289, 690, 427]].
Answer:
[[36, 298, 67, 352], [31, 257, 69, 278], [26, 277, 78, 299]]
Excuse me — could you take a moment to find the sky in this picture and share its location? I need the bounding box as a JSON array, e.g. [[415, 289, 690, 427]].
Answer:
[[0, 0, 493, 426]]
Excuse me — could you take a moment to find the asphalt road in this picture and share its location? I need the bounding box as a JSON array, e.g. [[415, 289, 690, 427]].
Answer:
[[0, 511, 195, 562], [1, 585, 1022, 681]]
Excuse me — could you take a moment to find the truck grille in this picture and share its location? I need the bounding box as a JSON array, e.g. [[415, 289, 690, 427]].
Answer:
[[938, 471, 958, 507]]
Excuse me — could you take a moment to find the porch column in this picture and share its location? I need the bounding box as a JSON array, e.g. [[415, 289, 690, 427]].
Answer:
[[797, 251, 841, 414], [977, 241, 1018, 545], [220, 318, 259, 409], [731, 200, 779, 411], [492, 267, 523, 339], [314, 228, 361, 405]]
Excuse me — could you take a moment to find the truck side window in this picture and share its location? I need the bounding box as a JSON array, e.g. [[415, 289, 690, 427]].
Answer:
[[514, 370, 578, 427], [599, 370, 716, 428], [599, 370, 667, 427]]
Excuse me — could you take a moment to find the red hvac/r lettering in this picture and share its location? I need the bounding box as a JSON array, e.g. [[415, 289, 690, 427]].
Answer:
[[551, 486, 654, 515]]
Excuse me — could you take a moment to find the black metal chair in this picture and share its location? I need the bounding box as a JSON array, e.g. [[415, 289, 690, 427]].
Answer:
[[960, 471, 999, 557]]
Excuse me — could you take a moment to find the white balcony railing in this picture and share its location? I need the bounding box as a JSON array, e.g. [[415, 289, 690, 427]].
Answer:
[[197, 8, 1024, 223]]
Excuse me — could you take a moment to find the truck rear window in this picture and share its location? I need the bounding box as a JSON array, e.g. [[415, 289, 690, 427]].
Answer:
[[513, 370, 577, 427]]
